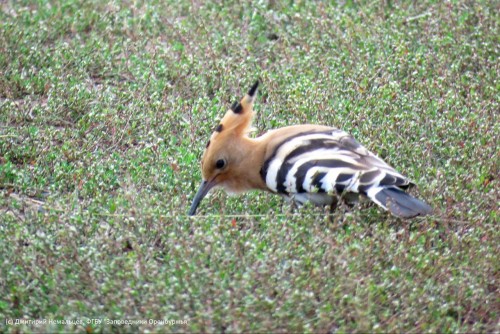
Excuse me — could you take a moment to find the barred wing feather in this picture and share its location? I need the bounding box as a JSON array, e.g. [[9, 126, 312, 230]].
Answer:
[[260, 129, 431, 218]]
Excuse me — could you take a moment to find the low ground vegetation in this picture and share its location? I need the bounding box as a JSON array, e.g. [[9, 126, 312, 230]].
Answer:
[[1, 1, 498, 332]]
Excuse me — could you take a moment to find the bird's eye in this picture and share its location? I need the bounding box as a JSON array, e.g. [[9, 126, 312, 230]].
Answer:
[[215, 159, 226, 169]]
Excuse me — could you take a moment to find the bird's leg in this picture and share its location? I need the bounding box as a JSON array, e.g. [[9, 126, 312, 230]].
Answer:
[[283, 195, 299, 216], [327, 196, 339, 224]]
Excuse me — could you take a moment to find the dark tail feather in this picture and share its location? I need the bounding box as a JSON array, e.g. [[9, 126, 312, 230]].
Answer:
[[368, 186, 432, 218]]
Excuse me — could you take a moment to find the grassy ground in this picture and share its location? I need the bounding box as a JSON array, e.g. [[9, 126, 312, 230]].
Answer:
[[1, 0, 498, 332]]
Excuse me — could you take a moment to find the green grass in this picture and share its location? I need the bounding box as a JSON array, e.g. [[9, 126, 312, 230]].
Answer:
[[1, 0, 498, 332]]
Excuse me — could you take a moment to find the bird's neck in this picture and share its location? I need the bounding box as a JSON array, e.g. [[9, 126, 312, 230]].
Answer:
[[230, 136, 269, 191]]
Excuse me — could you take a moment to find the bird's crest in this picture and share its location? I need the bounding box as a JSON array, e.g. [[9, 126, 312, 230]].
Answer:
[[203, 80, 259, 160], [209, 80, 258, 143]]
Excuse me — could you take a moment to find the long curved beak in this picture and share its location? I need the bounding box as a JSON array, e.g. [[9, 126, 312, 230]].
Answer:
[[188, 180, 216, 215]]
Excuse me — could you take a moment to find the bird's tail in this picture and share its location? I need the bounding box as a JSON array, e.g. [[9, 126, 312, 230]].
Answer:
[[367, 186, 432, 218]]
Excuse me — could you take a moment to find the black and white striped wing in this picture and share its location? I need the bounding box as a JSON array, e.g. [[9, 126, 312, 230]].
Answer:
[[260, 129, 411, 199]]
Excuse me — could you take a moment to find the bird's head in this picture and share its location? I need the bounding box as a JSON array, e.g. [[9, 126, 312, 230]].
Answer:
[[189, 81, 259, 215]]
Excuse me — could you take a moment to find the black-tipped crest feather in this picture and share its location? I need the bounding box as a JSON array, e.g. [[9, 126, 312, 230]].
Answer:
[[231, 102, 243, 114], [248, 80, 259, 97]]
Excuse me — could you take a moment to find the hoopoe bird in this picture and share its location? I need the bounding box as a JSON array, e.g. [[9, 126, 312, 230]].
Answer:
[[189, 81, 432, 218]]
